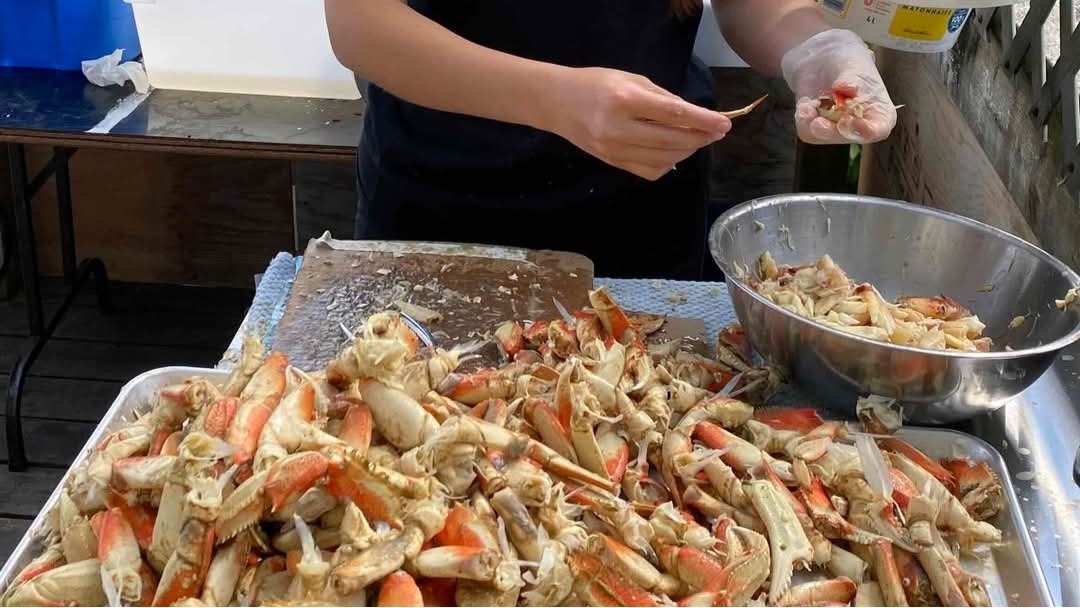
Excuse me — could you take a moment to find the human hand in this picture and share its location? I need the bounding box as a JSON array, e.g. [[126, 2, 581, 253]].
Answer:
[[545, 67, 732, 181], [780, 29, 897, 145]]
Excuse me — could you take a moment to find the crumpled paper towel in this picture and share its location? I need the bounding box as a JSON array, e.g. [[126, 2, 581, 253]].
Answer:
[[82, 49, 150, 94]]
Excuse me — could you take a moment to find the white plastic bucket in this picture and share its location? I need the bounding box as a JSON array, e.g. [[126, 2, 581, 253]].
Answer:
[[814, 0, 974, 53], [124, 0, 360, 99]]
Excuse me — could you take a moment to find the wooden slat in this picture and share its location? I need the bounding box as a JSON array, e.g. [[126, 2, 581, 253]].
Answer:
[[0, 377, 123, 423], [0, 518, 32, 564], [0, 469, 65, 518], [0, 416, 96, 467], [1032, 24, 1080, 125], [1002, 0, 1054, 73], [0, 336, 26, 373], [0, 281, 252, 346], [0, 336, 220, 382], [49, 305, 243, 350]]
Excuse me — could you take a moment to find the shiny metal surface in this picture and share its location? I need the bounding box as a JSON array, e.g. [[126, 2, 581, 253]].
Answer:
[[708, 193, 1080, 424], [961, 345, 1080, 607]]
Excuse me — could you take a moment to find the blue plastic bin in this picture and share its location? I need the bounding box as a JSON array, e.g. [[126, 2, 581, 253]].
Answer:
[[1, 0, 142, 70]]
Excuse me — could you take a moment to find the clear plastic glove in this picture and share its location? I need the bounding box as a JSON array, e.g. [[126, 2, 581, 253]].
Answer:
[[781, 29, 896, 145]]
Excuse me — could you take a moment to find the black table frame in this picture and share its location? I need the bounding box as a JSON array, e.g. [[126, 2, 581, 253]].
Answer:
[[4, 143, 112, 471]]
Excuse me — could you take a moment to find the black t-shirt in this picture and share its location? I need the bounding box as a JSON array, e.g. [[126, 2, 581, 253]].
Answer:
[[361, 0, 707, 198], [355, 0, 715, 279]]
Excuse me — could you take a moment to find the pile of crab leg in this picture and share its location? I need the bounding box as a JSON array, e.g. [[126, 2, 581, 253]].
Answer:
[[1, 287, 1007, 607]]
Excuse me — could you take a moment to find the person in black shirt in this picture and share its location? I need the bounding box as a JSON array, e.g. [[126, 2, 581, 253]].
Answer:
[[325, 0, 896, 279]]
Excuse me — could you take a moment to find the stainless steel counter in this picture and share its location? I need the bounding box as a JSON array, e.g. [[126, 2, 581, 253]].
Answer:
[[962, 346, 1080, 607]]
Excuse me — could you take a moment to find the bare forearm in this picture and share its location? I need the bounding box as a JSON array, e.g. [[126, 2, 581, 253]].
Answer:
[[324, 0, 561, 132], [713, 0, 831, 78]]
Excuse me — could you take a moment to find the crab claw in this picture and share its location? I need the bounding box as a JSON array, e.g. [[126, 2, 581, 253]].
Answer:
[[494, 321, 525, 358], [753, 407, 825, 434], [940, 458, 1005, 521], [877, 437, 956, 492], [568, 552, 660, 607], [744, 479, 814, 604], [377, 571, 423, 607], [589, 286, 635, 344], [796, 478, 884, 546]]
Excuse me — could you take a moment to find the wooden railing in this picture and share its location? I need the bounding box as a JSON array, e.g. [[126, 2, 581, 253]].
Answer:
[[978, 0, 1080, 195]]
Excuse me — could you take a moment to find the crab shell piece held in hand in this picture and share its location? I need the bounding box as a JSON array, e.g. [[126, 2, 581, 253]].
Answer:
[[817, 92, 866, 123], [719, 94, 769, 119]]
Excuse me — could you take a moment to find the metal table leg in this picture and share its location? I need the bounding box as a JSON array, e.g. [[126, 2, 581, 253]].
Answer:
[[3, 143, 111, 471], [0, 198, 12, 300], [55, 148, 77, 284], [6, 144, 43, 335]]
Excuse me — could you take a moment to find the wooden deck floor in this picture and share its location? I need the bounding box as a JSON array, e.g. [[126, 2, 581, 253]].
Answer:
[[0, 279, 252, 565]]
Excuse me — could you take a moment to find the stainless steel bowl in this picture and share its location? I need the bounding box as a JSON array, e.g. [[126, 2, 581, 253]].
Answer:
[[708, 193, 1080, 424]]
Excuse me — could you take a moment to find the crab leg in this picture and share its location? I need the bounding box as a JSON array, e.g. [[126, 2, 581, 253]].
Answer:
[[893, 546, 951, 607], [877, 438, 956, 491], [522, 396, 577, 462], [776, 577, 857, 606], [744, 479, 814, 604], [489, 488, 544, 563], [98, 508, 145, 605], [338, 401, 374, 456], [431, 415, 618, 493], [588, 533, 680, 597], [225, 352, 288, 464], [568, 551, 660, 607], [7, 542, 65, 587], [589, 286, 635, 344], [940, 458, 1004, 521], [754, 407, 825, 433], [252, 373, 318, 473], [693, 421, 793, 483], [567, 486, 657, 562], [657, 544, 727, 593], [888, 453, 1001, 547], [797, 478, 883, 545], [567, 384, 611, 480], [649, 502, 715, 551], [153, 475, 225, 606], [853, 538, 909, 607], [199, 536, 248, 605], [681, 485, 765, 534], [333, 496, 448, 591], [855, 582, 885, 607]]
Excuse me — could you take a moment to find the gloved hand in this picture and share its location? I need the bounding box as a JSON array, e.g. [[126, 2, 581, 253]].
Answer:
[[780, 29, 897, 145]]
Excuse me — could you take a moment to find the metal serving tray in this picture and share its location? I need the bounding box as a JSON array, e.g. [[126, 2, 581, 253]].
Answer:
[[0, 367, 1055, 606], [0, 366, 229, 595]]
